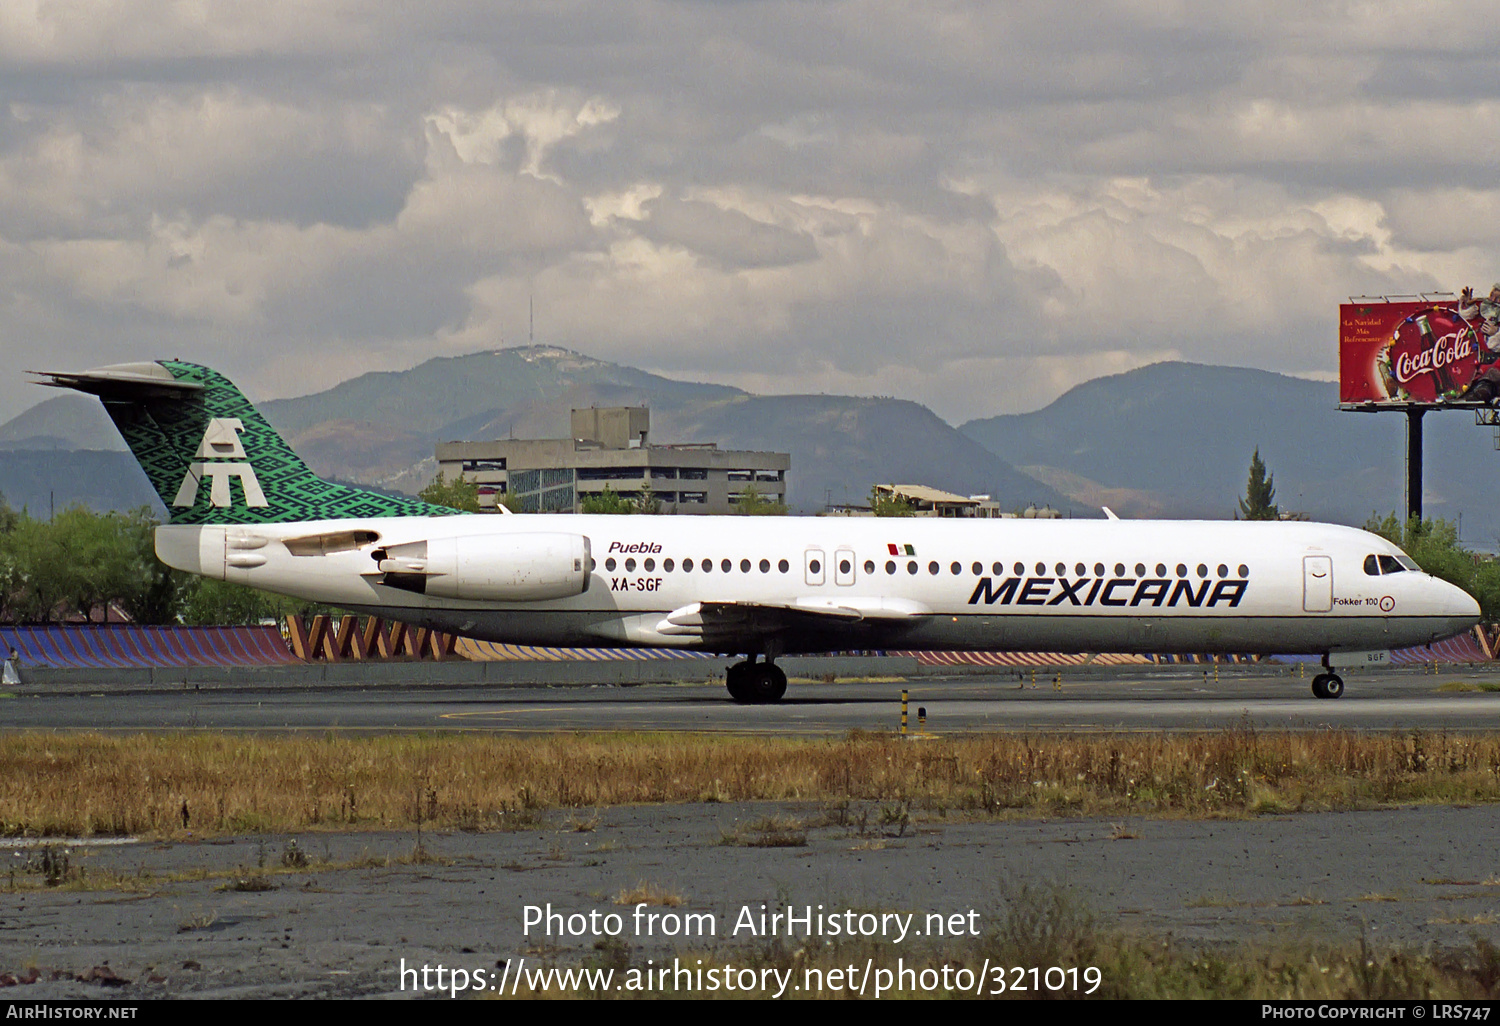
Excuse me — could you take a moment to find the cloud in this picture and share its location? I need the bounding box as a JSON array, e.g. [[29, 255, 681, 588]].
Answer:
[[4, 1, 1500, 425]]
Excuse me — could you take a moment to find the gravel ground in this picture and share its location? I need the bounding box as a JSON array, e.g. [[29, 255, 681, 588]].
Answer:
[[2, 802, 1498, 998]]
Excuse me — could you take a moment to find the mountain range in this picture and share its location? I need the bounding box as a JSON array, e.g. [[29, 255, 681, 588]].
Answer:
[[4, 348, 1498, 547]]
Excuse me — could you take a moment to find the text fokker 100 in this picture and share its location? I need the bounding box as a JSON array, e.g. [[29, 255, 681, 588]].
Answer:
[[39, 361, 1480, 703]]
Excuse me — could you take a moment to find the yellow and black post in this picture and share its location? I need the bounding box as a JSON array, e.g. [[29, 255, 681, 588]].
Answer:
[[900, 689, 909, 735]]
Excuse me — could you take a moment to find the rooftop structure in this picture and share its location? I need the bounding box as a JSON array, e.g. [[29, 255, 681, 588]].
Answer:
[[872, 484, 1055, 518], [435, 407, 790, 514]]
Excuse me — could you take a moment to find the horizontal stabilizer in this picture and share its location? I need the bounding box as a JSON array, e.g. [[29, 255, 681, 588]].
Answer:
[[33, 363, 204, 400]]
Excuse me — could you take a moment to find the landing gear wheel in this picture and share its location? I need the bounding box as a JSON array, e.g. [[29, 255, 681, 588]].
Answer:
[[726, 664, 751, 703], [747, 665, 788, 703], [726, 660, 788, 703], [1311, 673, 1345, 699]]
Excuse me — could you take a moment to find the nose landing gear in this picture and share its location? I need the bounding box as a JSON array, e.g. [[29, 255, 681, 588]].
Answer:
[[1311, 655, 1345, 699], [726, 657, 787, 704], [1310, 673, 1345, 699]]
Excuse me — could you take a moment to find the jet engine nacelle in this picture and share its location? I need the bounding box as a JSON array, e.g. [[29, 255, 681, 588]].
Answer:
[[378, 533, 591, 601]]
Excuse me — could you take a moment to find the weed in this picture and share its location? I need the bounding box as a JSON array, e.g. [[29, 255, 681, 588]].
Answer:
[[720, 816, 808, 848], [613, 881, 685, 907], [177, 911, 217, 933]]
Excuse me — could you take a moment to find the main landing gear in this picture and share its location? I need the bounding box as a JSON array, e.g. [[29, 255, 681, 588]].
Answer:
[[726, 656, 787, 704], [1311, 655, 1345, 700]]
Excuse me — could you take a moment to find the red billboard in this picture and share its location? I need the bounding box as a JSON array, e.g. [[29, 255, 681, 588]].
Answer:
[[1340, 289, 1500, 405]]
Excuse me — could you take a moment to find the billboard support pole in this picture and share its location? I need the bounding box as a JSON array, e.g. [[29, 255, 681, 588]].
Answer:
[[1406, 408, 1424, 525]]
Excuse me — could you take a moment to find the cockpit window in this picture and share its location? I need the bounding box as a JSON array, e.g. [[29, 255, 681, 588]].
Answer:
[[1366, 553, 1422, 575]]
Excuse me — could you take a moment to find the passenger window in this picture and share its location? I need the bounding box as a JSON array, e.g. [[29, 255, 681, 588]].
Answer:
[[1075, 563, 1086, 576], [1035, 562, 1045, 575], [664, 558, 674, 572], [740, 559, 751, 573], [908, 561, 919, 575], [1014, 562, 1024, 575], [1155, 563, 1166, 577], [886, 560, 897, 574], [1379, 555, 1404, 574], [1094, 563, 1105, 576], [778, 559, 789, 573], [1115, 564, 1125, 576], [761, 559, 771, 573], [1134, 563, 1146, 576], [929, 561, 940, 575], [644, 558, 655, 572], [606, 557, 617, 572], [702, 559, 713, 573], [1197, 564, 1208, 578], [625, 558, 636, 572], [951, 562, 962, 575], [992, 562, 1003, 575], [683, 558, 693, 573], [1176, 564, 1187, 578], [865, 560, 876, 574], [1217, 564, 1229, 578], [721, 559, 732, 573], [973, 562, 983, 575], [1238, 564, 1249, 577]]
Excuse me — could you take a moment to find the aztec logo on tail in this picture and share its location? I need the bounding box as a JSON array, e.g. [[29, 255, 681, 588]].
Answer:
[[172, 417, 268, 508]]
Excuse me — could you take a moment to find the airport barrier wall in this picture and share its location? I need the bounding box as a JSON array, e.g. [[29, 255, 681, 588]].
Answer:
[[907, 651, 1152, 667], [0, 624, 301, 669]]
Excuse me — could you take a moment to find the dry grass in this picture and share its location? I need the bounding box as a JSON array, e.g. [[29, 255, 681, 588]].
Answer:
[[1, 726, 1500, 838], [719, 815, 808, 847], [613, 881, 685, 907]]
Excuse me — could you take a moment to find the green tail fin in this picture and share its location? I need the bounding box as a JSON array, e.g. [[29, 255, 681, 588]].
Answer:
[[38, 360, 459, 524]]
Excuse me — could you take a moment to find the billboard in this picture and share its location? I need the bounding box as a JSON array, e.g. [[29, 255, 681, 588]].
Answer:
[[1340, 289, 1500, 405]]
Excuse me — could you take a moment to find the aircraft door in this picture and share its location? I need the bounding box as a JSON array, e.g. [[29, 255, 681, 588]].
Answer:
[[805, 548, 825, 586], [834, 548, 856, 586], [1303, 555, 1333, 612]]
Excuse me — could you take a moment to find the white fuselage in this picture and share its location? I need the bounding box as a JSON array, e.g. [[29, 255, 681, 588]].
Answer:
[[156, 515, 1481, 656]]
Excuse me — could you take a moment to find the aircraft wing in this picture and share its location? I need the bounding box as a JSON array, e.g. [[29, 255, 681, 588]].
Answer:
[[655, 597, 932, 639]]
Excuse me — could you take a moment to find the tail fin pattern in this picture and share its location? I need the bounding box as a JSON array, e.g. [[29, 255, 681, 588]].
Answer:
[[46, 360, 458, 525]]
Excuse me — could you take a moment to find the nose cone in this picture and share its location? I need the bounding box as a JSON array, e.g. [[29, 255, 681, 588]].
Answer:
[[1431, 578, 1482, 641]]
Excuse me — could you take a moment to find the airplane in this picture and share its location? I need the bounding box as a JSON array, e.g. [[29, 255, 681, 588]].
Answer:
[[36, 359, 1482, 703]]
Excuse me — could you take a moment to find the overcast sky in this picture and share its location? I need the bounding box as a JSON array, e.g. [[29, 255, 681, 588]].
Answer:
[[2, 1, 1497, 424]]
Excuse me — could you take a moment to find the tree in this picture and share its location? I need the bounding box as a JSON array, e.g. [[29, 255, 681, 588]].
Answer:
[[870, 486, 916, 517], [1238, 448, 1278, 520], [732, 484, 787, 516], [580, 486, 638, 514], [418, 471, 481, 512]]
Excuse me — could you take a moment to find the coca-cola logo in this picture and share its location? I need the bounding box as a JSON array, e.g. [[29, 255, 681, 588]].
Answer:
[[1380, 307, 1484, 402], [1394, 330, 1474, 383]]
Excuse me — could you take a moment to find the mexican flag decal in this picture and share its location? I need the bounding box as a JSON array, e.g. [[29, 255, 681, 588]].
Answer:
[[887, 543, 916, 556]]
